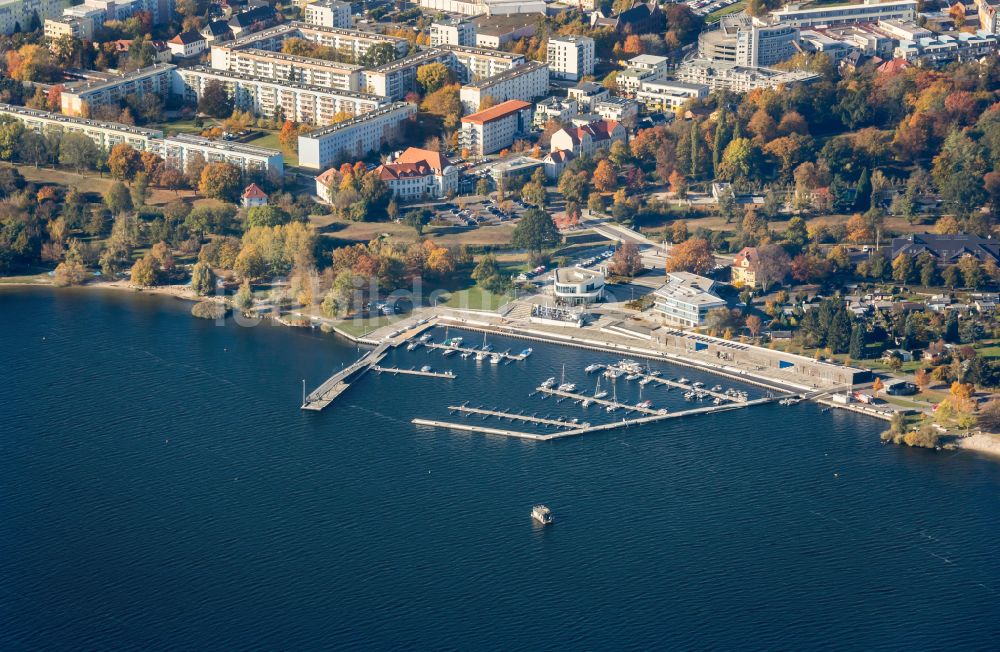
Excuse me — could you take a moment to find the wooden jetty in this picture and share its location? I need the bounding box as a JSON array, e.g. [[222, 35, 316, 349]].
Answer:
[[413, 394, 785, 440], [373, 366, 456, 379], [301, 342, 389, 411], [425, 342, 526, 361], [535, 386, 663, 415], [448, 405, 589, 429]]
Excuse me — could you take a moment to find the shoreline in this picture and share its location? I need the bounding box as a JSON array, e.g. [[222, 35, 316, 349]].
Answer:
[[956, 433, 1000, 458], [5, 280, 994, 440]]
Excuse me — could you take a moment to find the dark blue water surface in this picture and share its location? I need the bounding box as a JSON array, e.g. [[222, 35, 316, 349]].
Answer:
[[2, 289, 999, 650]]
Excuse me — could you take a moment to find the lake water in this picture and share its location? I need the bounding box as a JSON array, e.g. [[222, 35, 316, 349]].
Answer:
[[2, 289, 999, 649]]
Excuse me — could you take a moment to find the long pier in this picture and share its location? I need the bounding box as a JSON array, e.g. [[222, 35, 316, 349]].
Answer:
[[626, 372, 744, 403], [412, 419, 557, 441], [448, 405, 589, 429], [412, 395, 783, 440], [535, 386, 663, 415], [373, 366, 456, 379], [301, 342, 389, 411], [426, 342, 527, 361]]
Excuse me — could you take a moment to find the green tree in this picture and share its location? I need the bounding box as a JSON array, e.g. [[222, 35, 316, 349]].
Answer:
[[919, 254, 937, 286], [511, 208, 559, 252], [359, 42, 398, 67], [320, 288, 339, 318], [853, 167, 871, 212], [104, 181, 132, 215], [942, 264, 962, 289], [932, 129, 988, 217], [16, 130, 49, 167], [58, 132, 100, 172], [190, 260, 216, 296], [718, 137, 756, 183], [234, 280, 254, 311], [0, 117, 25, 160], [246, 205, 290, 228], [849, 323, 865, 359], [891, 252, 913, 284]]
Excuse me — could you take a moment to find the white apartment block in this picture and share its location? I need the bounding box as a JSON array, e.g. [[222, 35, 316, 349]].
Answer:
[[636, 78, 709, 112], [303, 0, 351, 29], [547, 35, 594, 82], [593, 97, 639, 124], [699, 15, 799, 68], [0, 103, 282, 178], [459, 61, 549, 113], [155, 134, 283, 179], [770, 0, 917, 28], [0, 0, 67, 35], [674, 59, 819, 93], [459, 99, 533, 157], [419, 0, 483, 15], [60, 63, 177, 117], [0, 102, 163, 152], [439, 44, 523, 83], [627, 54, 670, 75], [174, 67, 386, 126], [211, 23, 408, 69], [430, 18, 476, 46], [44, 15, 92, 39], [361, 49, 453, 99], [652, 272, 726, 328], [298, 101, 417, 170], [533, 96, 578, 127], [214, 48, 364, 92]]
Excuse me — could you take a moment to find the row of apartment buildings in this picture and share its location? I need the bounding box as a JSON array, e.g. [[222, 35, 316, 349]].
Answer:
[[0, 102, 283, 177]]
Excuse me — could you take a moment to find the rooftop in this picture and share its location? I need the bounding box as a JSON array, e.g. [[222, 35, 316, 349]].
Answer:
[[461, 60, 548, 90], [555, 267, 603, 285], [461, 99, 532, 125], [301, 102, 416, 138], [654, 272, 725, 308]]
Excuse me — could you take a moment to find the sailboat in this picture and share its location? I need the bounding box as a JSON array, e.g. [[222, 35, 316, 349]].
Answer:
[[605, 384, 619, 412], [557, 363, 575, 392], [593, 376, 608, 399], [475, 333, 491, 361]]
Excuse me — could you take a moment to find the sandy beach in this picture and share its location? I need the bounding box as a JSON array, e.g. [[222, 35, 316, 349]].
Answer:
[[956, 433, 1000, 458]]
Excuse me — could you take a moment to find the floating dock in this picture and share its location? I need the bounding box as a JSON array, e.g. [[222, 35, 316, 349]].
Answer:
[[412, 396, 782, 441], [425, 343, 527, 361], [373, 366, 456, 379], [535, 386, 663, 415], [448, 405, 589, 429]]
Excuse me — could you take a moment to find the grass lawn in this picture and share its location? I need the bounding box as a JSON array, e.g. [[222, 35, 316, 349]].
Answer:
[[149, 118, 205, 136], [443, 286, 512, 311], [0, 268, 51, 284], [974, 340, 1000, 359], [706, 1, 746, 23], [243, 131, 298, 167], [312, 214, 516, 247], [333, 314, 406, 338]]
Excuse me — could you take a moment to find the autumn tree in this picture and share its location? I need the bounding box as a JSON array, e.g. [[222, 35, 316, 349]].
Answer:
[[198, 162, 242, 201], [108, 143, 142, 182], [416, 62, 454, 94], [608, 242, 643, 278], [593, 160, 617, 193], [665, 237, 714, 275], [198, 80, 232, 118]]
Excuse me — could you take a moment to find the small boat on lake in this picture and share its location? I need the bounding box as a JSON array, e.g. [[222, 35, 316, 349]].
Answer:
[[585, 363, 602, 373], [531, 505, 553, 525], [520, 348, 533, 358]]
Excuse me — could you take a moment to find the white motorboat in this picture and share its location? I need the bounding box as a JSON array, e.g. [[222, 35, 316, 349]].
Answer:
[[541, 377, 557, 389], [406, 341, 420, 351], [490, 353, 502, 364], [420, 365, 432, 373], [531, 505, 553, 525], [585, 363, 602, 373]]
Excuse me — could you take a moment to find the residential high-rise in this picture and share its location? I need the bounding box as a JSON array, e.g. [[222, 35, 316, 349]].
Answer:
[[547, 35, 594, 82]]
